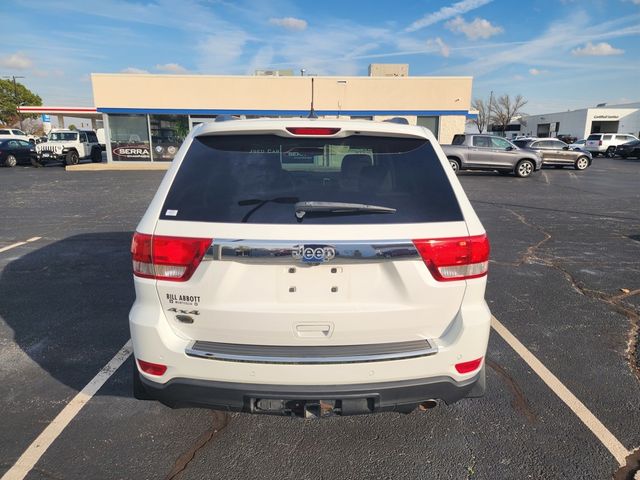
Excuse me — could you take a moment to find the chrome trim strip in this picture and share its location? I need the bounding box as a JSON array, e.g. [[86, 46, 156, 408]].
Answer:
[[204, 239, 420, 264], [186, 340, 437, 364]]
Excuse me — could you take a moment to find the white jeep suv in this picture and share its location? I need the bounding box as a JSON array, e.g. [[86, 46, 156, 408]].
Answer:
[[36, 129, 103, 166], [129, 118, 491, 417]]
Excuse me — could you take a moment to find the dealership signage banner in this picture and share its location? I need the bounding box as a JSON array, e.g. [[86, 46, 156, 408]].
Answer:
[[112, 144, 151, 161]]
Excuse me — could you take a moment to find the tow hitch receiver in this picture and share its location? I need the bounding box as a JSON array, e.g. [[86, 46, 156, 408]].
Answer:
[[251, 398, 375, 417]]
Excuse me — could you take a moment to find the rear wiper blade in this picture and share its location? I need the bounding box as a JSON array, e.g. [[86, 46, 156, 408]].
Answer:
[[295, 201, 396, 219], [238, 197, 298, 223]]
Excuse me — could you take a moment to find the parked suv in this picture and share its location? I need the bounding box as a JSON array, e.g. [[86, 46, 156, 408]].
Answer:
[[129, 118, 491, 417], [35, 129, 102, 166], [585, 133, 639, 158], [513, 138, 592, 170], [0, 128, 36, 143], [442, 134, 541, 177]]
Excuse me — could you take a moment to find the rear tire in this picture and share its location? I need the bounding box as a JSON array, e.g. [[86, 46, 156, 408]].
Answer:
[[65, 150, 79, 166], [575, 156, 590, 170], [515, 159, 534, 178], [448, 158, 460, 174], [4, 154, 17, 167], [605, 146, 616, 158]]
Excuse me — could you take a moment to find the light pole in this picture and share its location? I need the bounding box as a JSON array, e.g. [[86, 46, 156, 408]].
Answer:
[[2, 75, 26, 130]]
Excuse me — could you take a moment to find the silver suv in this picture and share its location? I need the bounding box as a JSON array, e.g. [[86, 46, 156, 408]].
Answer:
[[442, 134, 542, 177]]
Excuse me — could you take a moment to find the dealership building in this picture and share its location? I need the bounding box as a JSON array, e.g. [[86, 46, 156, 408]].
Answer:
[[21, 67, 476, 164], [518, 102, 640, 140]]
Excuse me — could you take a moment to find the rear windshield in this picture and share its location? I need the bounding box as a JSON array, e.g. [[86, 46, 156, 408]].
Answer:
[[587, 134, 601, 140], [452, 134, 465, 145], [161, 134, 463, 224]]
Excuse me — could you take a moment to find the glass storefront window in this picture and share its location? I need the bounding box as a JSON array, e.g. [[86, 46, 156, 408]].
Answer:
[[108, 114, 151, 161], [150, 115, 189, 161], [417, 116, 440, 139]]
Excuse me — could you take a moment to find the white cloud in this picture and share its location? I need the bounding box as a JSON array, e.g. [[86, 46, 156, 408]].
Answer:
[[445, 16, 503, 39], [513, 74, 525, 80], [529, 68, 544, 75], [155, 63, 188, 73], [571, 41, 624, 56], [0, 51, 33, 69], [246, 46, 275, 75], [406, 0, 492, 32], [438, 12, 638, 78], [32, 69, 65, 78], [269, 17, 308, 31], [121, 67, 149, 74], [197, 31, 248, 73], [426, 37, 451, 57]]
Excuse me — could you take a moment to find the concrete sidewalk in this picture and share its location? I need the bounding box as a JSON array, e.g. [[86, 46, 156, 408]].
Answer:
[[65, 162, 170, 171]]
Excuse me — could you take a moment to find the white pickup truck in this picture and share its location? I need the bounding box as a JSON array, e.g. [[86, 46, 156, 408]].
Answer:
[[36, 129, 103, 166]]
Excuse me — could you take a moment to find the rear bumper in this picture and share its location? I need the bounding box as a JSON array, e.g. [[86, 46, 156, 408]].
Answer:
[[138, 369, 484, 415]]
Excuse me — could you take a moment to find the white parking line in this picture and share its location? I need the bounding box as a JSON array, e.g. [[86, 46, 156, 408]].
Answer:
[[1, 340, 132, 480], [491, 316, 629, 466], [2, 319, 631, 478], [0, 237, 42, 253], [541, 171, 550, 184]]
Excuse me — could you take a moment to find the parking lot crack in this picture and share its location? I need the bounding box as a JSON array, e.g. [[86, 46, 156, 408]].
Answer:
[[614, 446, 640, 480], [545, 260, 640, 383], [487, 359, 537, 424], [164, 411, 230, 480], [504, 208, 552, 266], [499, 206, 640, 382]]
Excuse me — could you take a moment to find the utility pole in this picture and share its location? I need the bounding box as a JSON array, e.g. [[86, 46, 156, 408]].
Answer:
[[2, 75, 26, 130], [487, 90, 494, 134]]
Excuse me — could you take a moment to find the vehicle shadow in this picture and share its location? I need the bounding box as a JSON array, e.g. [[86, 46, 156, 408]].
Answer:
[[457, 171, 514, 177], [0, 232, 135, 394]]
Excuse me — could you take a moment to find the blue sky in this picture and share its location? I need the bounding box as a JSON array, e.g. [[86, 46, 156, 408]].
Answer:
[[1, 0, 639, 113]]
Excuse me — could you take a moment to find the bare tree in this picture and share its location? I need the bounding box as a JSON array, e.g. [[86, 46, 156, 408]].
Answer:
[[470, 97, 491, 133], [491, 94, 527, 134]]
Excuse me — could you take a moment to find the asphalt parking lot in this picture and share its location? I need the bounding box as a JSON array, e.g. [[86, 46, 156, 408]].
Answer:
[[1, 158, 639, 480]]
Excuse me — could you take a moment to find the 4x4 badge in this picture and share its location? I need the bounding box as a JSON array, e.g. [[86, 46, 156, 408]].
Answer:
[[292, 244, 336, 263]]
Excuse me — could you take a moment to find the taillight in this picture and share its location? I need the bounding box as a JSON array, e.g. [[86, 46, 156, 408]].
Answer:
[[598, 140, 602, 146], [131, 232, 211, 281], [413, 234, 490, 281], [137, 359, 167, 376], [455, 357, 483, 374], [286, 127, 340, 135]]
